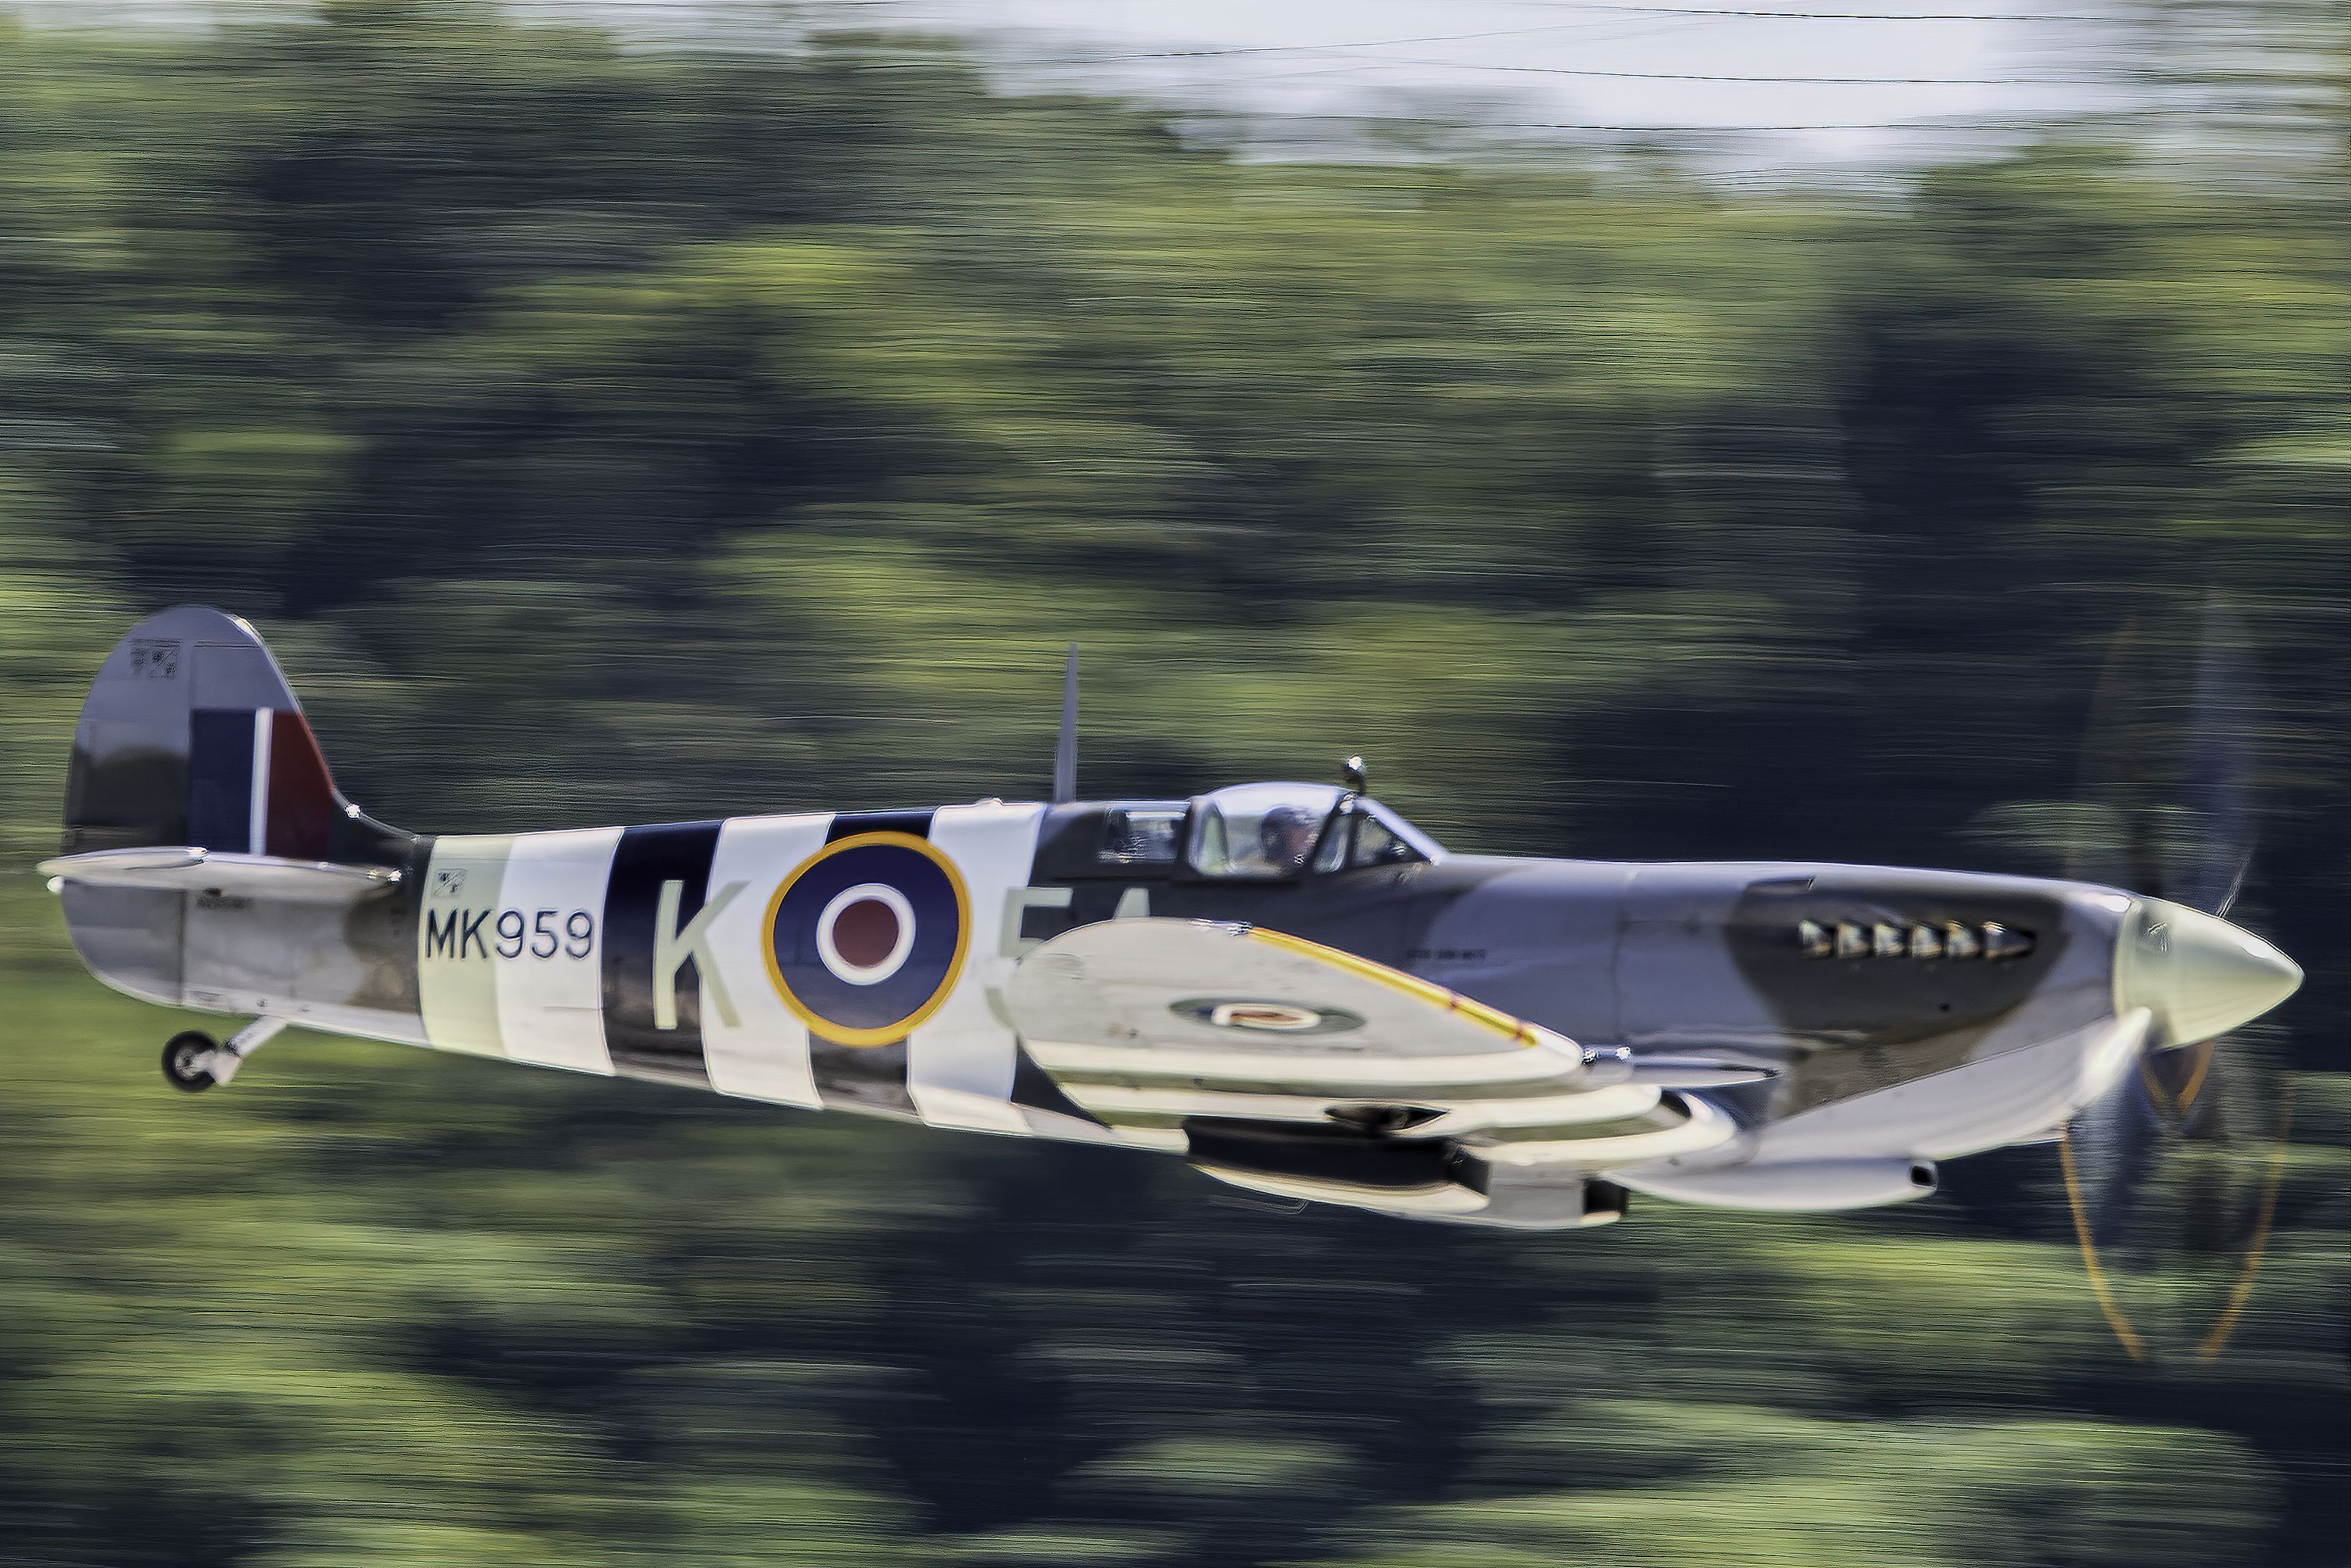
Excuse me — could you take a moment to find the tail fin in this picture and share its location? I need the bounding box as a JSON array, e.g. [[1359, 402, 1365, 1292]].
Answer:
[[53, 608, 422, 1026], [63, 605, 395, 863]]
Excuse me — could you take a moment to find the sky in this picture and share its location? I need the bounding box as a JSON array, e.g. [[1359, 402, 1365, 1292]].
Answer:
[[888, 0, 2122, 164], [13, 0, 2131, 167]]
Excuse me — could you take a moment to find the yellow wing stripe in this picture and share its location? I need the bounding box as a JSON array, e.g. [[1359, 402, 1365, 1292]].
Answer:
[[1243, 926, 1540, 1047]]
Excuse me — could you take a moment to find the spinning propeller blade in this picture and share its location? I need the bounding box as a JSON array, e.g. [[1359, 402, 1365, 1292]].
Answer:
[[2057, 599, 2297, 1362]]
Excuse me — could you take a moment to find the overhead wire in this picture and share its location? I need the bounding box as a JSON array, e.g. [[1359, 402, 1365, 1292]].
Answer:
[[1306, 53, 2059, 84], [974, 2, 2122, 141], [1112, 4, 2109, 63], [1229, 107, 2126, 130], [1146, 14, 1724, 92], [1487, 2, 2108, 17], [1057, 5, 2099, 94]]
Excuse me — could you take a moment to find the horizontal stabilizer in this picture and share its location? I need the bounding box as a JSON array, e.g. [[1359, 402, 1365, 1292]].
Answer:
[[40, 847, 400, 901]]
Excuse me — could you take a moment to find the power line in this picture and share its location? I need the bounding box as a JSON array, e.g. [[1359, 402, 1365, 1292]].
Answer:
[[1137, 16, 1730, 95], [1237, 109, 2109, 130], [1150, 16, 1719, 88], [1119, 5, 2109, 61], [1507, 2, 2108, 17], [1131, 21, 1722, 58], [1329, 52, 2054, 83]]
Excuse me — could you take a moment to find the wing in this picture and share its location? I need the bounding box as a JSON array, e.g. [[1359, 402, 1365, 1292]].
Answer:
[[1007, 918, 1593, 1141], [1006, 918, 1730, 1226]]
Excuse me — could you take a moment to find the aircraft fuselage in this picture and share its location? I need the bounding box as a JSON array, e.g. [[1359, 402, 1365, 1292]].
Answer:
[[52, 607, 2302, 1223]]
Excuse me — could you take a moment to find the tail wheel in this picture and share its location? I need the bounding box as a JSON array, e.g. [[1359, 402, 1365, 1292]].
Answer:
[[161, 1031, 219, 1093]]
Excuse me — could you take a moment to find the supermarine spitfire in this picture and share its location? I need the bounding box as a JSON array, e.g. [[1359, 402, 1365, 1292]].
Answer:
[[44, 607, 2303, 1348]]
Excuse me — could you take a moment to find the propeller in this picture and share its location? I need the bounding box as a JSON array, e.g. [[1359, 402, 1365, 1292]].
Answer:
[[2057, 599, 2299, 1362]]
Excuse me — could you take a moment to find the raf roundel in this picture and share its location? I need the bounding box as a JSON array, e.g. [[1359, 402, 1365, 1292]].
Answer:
[[764, 832, 970, 1046]]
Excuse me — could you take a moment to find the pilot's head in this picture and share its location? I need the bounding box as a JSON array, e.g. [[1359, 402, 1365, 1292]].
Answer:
[[1258, 805, 1319, 872]]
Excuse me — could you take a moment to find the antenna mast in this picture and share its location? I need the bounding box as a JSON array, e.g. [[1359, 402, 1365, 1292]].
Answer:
[[1052, 644, 1078, 804]]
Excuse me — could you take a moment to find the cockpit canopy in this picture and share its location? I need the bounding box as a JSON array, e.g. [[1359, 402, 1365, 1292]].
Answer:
[[1069, 783, 1443, 882], [1182, 782, 1441, 881]]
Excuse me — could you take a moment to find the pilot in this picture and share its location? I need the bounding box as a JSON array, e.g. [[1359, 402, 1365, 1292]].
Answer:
[[1257, 804, 1321, 873]]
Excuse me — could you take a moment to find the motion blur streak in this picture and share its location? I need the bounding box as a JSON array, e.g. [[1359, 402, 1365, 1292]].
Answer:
[[0, 3, 2342, 1566]]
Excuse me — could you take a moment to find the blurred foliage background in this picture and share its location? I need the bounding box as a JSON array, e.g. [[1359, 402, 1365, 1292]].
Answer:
[[0, 2, 2345, 1564]]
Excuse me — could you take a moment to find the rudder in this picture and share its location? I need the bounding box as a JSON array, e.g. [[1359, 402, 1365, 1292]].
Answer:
[[66, 605, 356, 861]]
